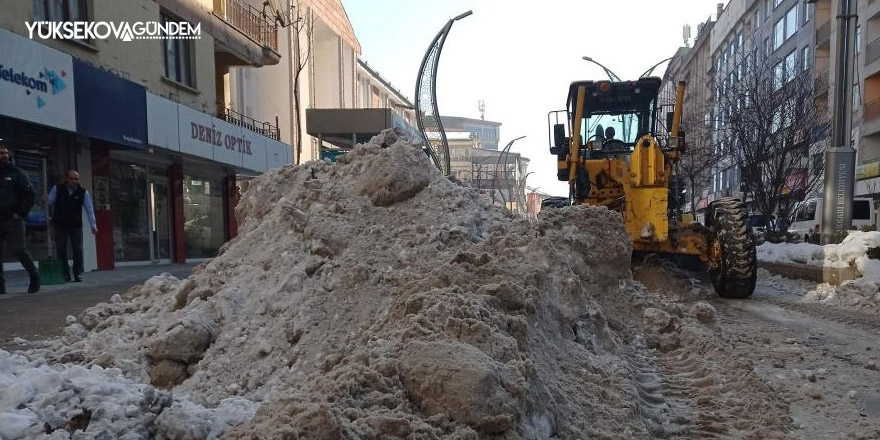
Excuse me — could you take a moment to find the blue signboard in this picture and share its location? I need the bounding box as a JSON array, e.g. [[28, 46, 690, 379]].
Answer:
[[73, 59, 147, 149], [320, 150, 350, 162]]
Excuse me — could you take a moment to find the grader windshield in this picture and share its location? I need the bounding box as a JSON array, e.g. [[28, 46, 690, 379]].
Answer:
[[567, 77, 661, 151]]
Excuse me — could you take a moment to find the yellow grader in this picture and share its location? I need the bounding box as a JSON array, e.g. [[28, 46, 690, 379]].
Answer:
[[548, 78, 756, 298]]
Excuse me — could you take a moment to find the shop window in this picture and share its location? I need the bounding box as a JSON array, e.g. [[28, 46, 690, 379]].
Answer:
[[853, 200, 871, 220], [2, 151, 50, 264], [161, 12, 195, 88], [183, 176, 225, 259], [110, 162, 151, 262]]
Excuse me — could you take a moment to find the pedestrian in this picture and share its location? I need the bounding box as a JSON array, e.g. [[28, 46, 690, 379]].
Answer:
[[0, 144, 41, 294], [48, 170, 98, 283], [809, 224, 821, 245]]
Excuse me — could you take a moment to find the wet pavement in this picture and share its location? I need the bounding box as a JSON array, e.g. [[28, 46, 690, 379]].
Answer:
[[0, 264, 196, 346]]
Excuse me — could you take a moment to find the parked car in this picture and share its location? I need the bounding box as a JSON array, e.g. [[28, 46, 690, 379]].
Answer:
[[748, 214, 771, 245], [541, 196, 571, 209], [788, 197, 876, 241]]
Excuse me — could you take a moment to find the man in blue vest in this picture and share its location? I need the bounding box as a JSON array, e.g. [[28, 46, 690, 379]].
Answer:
[[48, 170, 98, 283], [0, 145, 41, 294]]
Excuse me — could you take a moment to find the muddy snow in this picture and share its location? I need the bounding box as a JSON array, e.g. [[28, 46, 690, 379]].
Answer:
[[4, 130, 799, 439], [758, 234, 880, 314]]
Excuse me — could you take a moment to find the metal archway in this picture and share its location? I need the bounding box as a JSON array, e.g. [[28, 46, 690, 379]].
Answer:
[[415, 11, 472, 176]]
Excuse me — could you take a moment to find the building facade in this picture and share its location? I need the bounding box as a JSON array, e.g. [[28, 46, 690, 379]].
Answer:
[[661, 17, 717, 219], [447, 129, 531, 214], [0, 0, 291, 271], [228, 0, 361, 165], [663, 0, 819, 220], [832, 0, 880, 207], [440, 116, 502, 151]]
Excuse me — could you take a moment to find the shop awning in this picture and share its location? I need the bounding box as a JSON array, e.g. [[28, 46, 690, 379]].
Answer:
[[306, 108, 423, 150]]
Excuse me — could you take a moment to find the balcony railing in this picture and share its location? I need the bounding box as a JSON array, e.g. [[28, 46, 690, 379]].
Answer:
[[868, 38, 880, 65], [215, 0, 278, 52], [217, 102, 281, 141], [865, 98, 880, 122], [816, 20, 831, 46]]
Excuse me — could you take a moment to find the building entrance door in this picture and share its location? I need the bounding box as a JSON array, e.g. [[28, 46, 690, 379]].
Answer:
[[149, 176, 172, 263]]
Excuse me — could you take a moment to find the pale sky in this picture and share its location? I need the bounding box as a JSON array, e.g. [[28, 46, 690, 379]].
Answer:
[[343, 0, 728, 196]]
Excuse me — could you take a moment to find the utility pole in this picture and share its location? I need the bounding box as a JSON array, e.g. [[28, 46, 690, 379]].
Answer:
[[821, 0, 858, 244]]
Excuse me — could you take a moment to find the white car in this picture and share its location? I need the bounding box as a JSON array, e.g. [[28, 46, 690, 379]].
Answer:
[[788, 197, 876, 240]]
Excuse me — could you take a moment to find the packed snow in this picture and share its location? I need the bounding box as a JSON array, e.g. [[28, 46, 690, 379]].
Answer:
[[1, 129, 795, 438], [0, 348, 257, 439], [757, 231, 880, 313]]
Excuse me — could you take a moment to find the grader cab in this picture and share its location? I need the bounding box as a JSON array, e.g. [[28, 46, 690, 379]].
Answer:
[[548, 77, 757, 298]]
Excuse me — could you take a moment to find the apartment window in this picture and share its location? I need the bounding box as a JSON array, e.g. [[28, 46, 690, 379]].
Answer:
[[774, 18, 785, 50], [803, 1, 812, 25], [802, 46, 811, 71], [161, 13, 195, 87], [856, 25, 862, 55], [755, 10, 761, 29], [772, 109, 782, 132], [774, 0, 784, 7], [785, 6, 797, 39], [773, 61, 785, 90], [33, 0, 87, 22], [785, 50, 797, 81]]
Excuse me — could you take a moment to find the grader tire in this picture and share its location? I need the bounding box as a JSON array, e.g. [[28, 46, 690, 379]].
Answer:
[[708, 198, 757, 299]]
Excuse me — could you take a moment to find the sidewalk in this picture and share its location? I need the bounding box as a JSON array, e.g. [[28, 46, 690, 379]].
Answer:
[[1, 264, 196, 347]]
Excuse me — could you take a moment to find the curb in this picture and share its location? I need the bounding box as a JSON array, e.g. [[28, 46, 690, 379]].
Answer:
[[759, 262, 859, 286]]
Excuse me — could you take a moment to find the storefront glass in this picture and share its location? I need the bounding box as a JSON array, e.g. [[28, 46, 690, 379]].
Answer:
[[183, 176, 224, 258], [2, 151, 50, 263], [109, 161, 151, 262]]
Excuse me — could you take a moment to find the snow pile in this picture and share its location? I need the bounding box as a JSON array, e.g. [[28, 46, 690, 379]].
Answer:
[[757, 231, 880, 312], [756, 242, 829, 267], [0, 349, 256, 440], [6, 129, 791, 438], [757, 231, 880, 269]]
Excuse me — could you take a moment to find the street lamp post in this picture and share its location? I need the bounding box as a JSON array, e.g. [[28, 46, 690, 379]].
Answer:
[[517, 172, 534, 216], [640, 57, 673, 78], [821, 0, 858, 244], [494, 135, 526, 207], [581, 56, 622, 82]]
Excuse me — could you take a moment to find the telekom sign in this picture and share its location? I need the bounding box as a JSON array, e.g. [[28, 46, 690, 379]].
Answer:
[[0, 28, 76, 131]]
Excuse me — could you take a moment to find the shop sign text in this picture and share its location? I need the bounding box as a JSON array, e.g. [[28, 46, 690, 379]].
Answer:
[[191, 122, 252, 155]]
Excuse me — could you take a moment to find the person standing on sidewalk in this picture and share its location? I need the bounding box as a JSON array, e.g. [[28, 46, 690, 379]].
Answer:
[[0, 145, 41, 294], [48, 170, 98, 283]]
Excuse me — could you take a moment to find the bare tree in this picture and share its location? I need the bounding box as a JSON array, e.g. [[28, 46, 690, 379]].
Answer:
[[288, 1, 313, 165], [714, 49, 827, 230], [678, 107, 718, 217]]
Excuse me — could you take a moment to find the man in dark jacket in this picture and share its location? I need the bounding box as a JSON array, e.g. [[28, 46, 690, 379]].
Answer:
[[0, 145, 41, 294], [48, 170, 98, 283]]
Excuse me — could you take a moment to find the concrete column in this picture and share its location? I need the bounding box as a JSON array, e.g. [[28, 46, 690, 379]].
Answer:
[[171, 163, 186, 264], [90, 145, 114, 270]]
